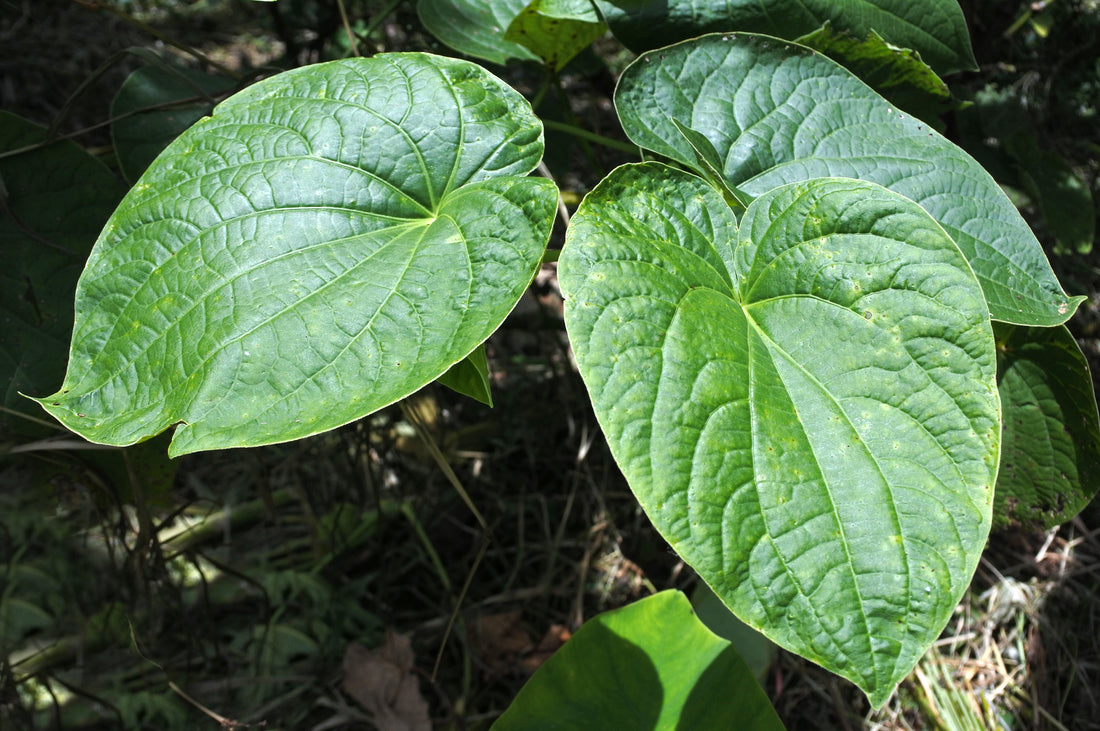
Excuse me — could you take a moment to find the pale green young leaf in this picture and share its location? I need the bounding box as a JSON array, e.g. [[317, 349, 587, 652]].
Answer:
[[560, 163, 999, 706], [504, 0, 607, 72], [671, 118, 751, 211]]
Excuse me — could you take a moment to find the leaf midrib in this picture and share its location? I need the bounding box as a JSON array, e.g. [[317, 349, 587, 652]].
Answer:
[[744, 303, 888, 687], [188, 218, 445, 428], [67, 214, 428, 405]]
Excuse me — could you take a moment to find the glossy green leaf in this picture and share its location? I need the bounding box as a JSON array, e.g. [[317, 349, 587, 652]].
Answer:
[[418, 0, 540, 66], [795, 25, 951, 124], [594, 0, 976, 74], [0, 113, 126, 432], [560, 164, 1000, 706], [614, 34, 1082, 327], [505, 0, 607, 72], [492, 590, 785, 730], [437, 343, 493, 406], [994, 323, 1100, 530], [34, 54, 555, 456], [110, 58, 236, 183]]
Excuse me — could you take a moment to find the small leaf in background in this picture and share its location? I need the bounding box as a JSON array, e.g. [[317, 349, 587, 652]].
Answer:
[[594, 0, 976, 74], [254, 623, 319, 671], [34, 53, 556, 456], [691, 582, 777, 684], [492, 590, 785, 730], [418, 0, 540, 66], [0, 112, 126, 433], [343, 633, 431, 731], [85, 601, 132, 648], [560, 165, 999, 706], [436, 343, 493, 406], [109, 690, 189, 730], [994, 323, 1100, 530], [504, 0, 607, 72], [795, 24, 952, 125], [110, 56, 237, 184], [0, 597, 55, 649], [1005, 133, 1095, 256], [81, 432, 178, 509], [671, 118, 752, 211], [952, 84, 1094, 256], [614, 33, 1083, 327], [537, 0, 601, 16]]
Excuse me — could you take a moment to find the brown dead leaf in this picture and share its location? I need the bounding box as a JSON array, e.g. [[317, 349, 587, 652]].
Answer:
[[342, 632, 431, 731], [519, 623, 571, 673], [469, 612, 571, 675], [468, 610, 532, 674]]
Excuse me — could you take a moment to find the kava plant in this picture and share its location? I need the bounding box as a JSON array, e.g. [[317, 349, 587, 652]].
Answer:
[[10, 0, 1099, 725]]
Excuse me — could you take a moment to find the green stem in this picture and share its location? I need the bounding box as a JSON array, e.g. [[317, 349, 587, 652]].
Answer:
[[401, 502, 451, 593], [531, 73, 553, 111], [336, 0, 360, 57], [364, 0, 405, 41], [159, 489, 297, 556], [551, 76, 604, 174], [398, 400, 489, 683], [541, 119, 638, 154]]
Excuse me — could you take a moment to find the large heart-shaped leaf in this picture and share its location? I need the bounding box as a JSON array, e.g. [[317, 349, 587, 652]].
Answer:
[[559, 163, 1000, 705], [0, 113, 126, 431], [492, 590, 785, 730], [994, 323, 1100, 529], [594, 0, 976, 74], [33, 53, 556, 456], [614, 33, 1083, 327]]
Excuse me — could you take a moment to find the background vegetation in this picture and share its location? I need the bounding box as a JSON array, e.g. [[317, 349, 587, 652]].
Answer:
[[1, 0, 1098, 728]]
